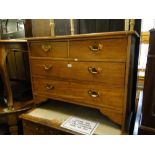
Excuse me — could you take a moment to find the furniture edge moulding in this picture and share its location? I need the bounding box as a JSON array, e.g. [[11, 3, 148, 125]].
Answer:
[[25, 31, 139, 41], [122, 34, 137, 133]]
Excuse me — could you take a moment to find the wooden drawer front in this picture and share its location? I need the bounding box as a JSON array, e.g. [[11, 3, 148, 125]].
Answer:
[[31, 60, 125, 86], [68, 82, 124, 111], [68, 61, 125, 86], [22, 120, 68, 135], [23, 120, 44, 135], [29, 41, 68, 57], [33, 78, 70, 97], [30, 59, 69, 79], [69, 38, 127, 60], [33, 78, 124, 111]]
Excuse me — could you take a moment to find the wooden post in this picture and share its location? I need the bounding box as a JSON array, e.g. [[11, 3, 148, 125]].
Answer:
[[70, 19, 75, 35], [125, 19, 130, 31], [130, 19, 135, 31], [49, 19, 55, 36]]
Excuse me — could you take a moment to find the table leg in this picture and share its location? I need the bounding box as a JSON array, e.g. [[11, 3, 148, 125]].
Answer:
[[0, 46, 13, 110]]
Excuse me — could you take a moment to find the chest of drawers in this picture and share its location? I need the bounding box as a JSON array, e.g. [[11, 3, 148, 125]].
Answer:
[[27, 31, 138, 132]]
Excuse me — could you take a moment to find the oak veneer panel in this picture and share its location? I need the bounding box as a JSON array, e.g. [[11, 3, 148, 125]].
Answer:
[[67, 61, 125, 86], [69, 38, 127, 60], [31, 59, 125, 86], [31, 60, 69, 79], [32, 77, 124, 112], [29, 41, 68, 58]]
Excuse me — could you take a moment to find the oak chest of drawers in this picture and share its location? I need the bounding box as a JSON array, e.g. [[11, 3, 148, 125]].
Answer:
[[27, 31, 138, 132]]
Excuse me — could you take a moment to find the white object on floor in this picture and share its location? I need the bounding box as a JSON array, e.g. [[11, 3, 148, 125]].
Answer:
[[61, 116, 99, 135]]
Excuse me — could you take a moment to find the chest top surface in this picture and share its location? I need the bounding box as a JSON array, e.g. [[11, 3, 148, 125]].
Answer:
[[26, 31, 138, 41]]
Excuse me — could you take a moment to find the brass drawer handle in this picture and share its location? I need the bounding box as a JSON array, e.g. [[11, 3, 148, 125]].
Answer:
[[88, 67, 100, 74], [88, 90, 100, 98], [43, 65, 53, 71], [45, 84, 54, 90], [41, 44, 51, 52], [89, 43, 103, 52]]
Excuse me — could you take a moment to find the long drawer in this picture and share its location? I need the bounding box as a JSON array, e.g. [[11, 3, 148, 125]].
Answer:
[[30, 59, 126, 86], [32, 77, 124, 111], [29, 41, 68, 58], [69, 38, 127, 60]]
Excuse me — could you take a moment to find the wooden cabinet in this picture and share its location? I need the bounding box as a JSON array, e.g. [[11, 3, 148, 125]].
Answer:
[[20, 101, 121, 135], [27, 31, 138, 133], [139, 30, 155, 134]]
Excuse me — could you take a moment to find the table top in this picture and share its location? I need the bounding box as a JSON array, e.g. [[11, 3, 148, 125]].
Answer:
[[20, 100, 121, 135], [0, 39, 27, 43]]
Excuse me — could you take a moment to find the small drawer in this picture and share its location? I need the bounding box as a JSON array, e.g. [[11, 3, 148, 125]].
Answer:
[[30, 59, 70, 79], [28, 41, 68, 58], [69, 38, 127, 60], [33, 78, 70, 97]]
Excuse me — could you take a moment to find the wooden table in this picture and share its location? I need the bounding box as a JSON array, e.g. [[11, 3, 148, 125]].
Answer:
[[0, 40, 33, 134], [0, 39, 28, 109], [0, 99, 33, 134], [20, 100, 121, 135]]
